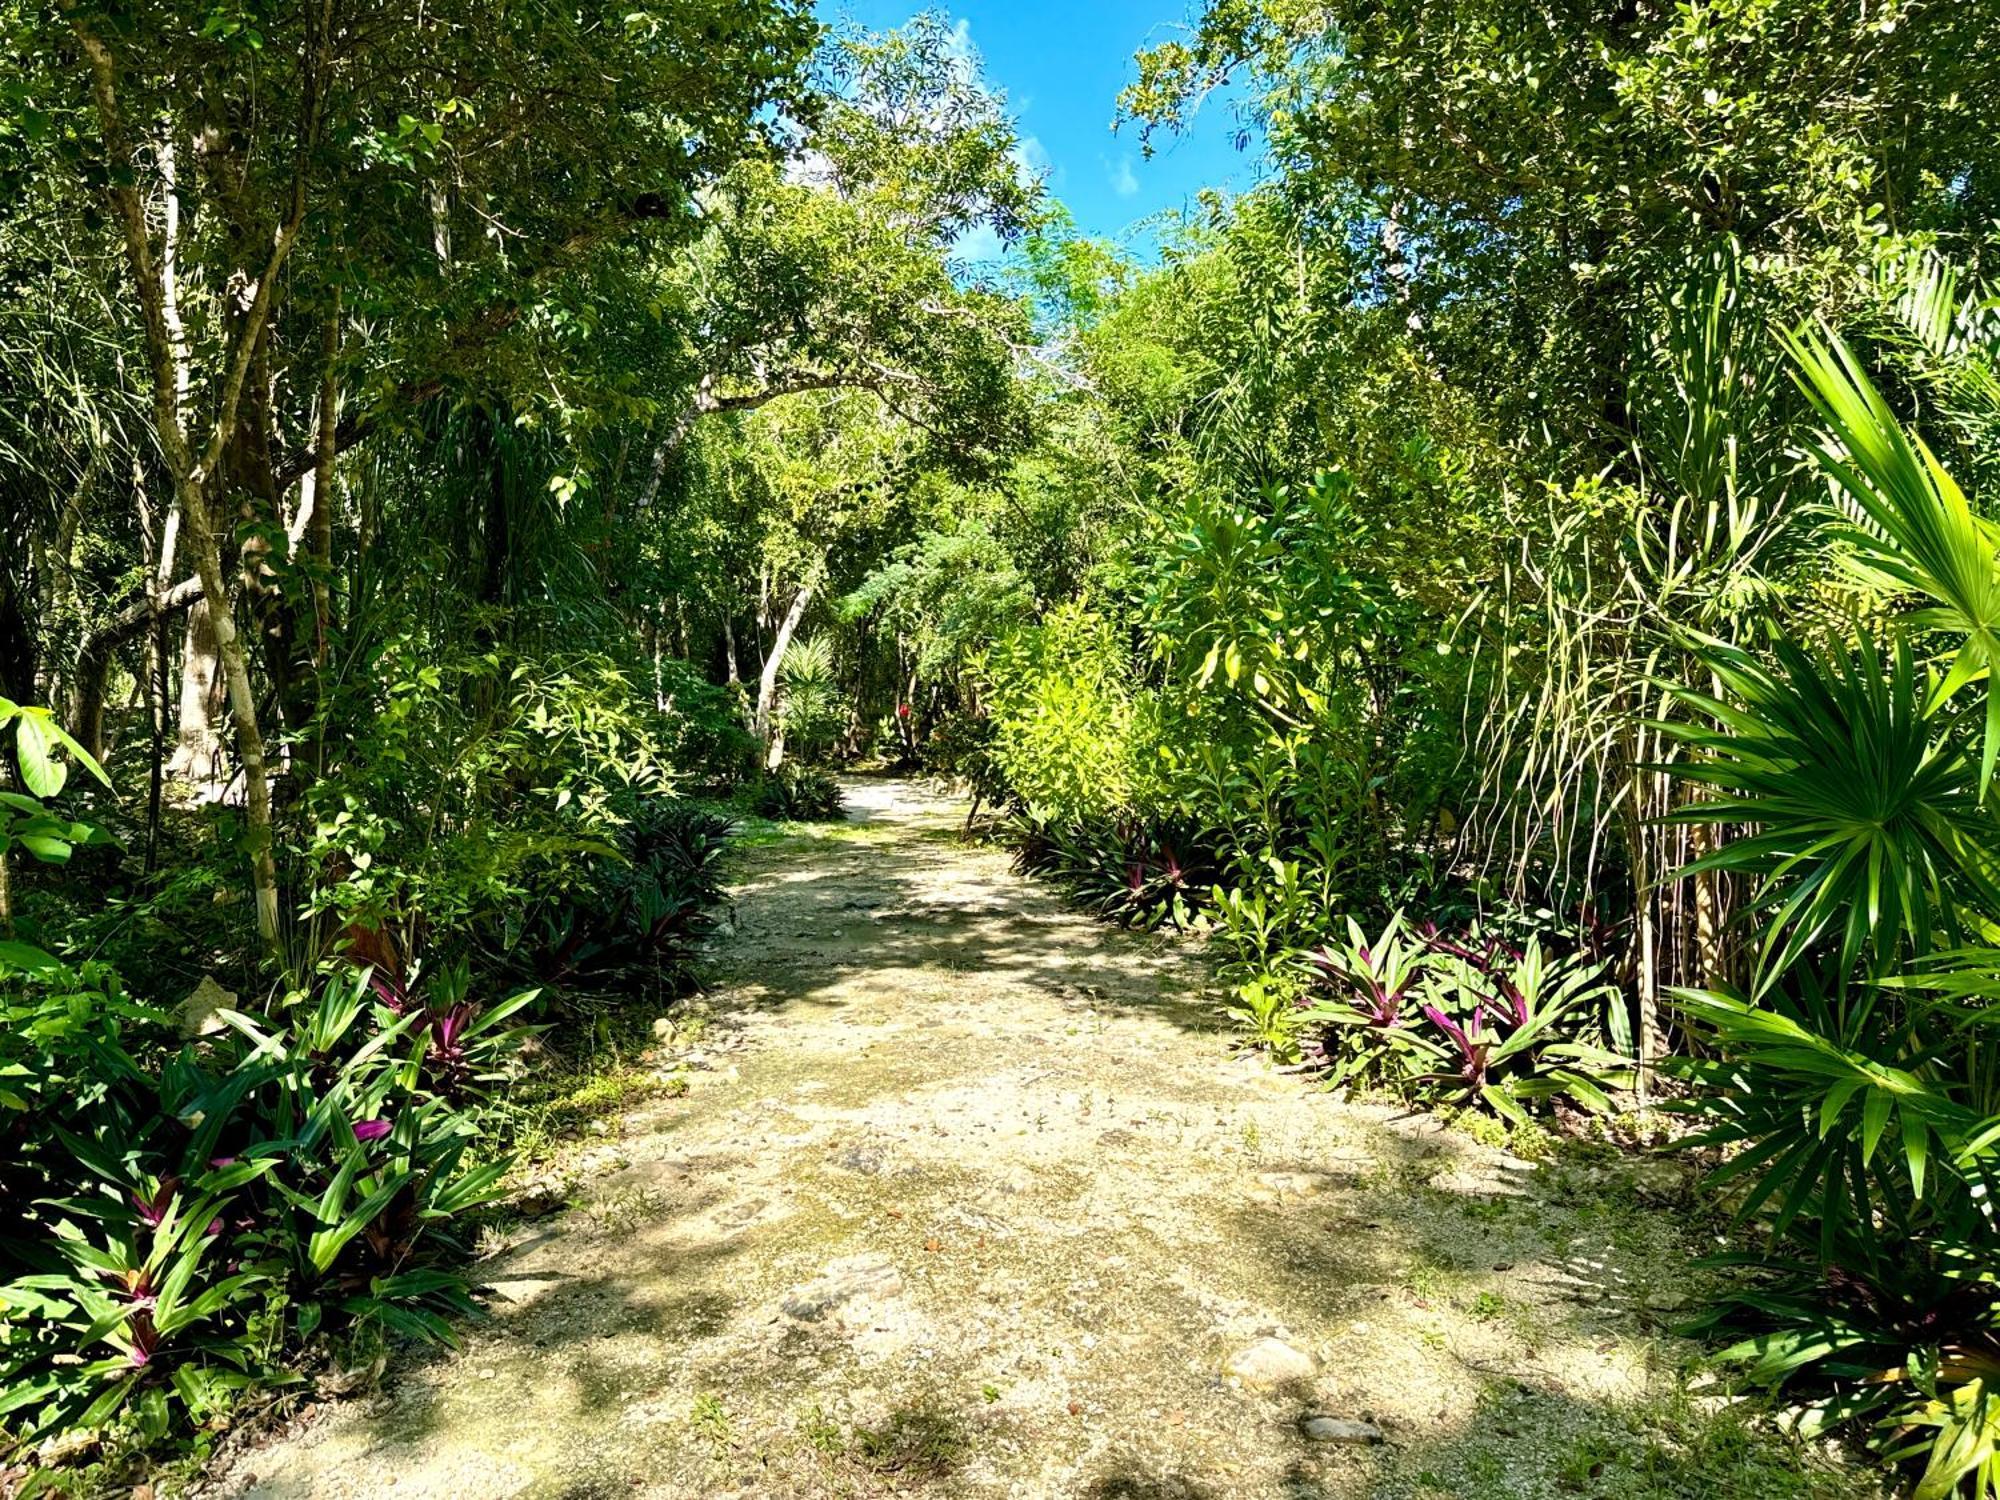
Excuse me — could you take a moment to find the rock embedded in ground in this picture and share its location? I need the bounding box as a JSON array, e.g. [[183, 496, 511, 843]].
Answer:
[[1223, 1336, 1317, 1389], [833, 1144, 889, 1175], [1301, 1415, 1385, 1445], [779, 1252, 904, 1323], [1627, 1158, 1686, 1200]]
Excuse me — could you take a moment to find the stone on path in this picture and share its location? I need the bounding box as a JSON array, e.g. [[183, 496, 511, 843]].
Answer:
[[1223, 1336, 1317, 1389], [779, 1253, 904, 1324], [1301, 1415, 1385, 1445]]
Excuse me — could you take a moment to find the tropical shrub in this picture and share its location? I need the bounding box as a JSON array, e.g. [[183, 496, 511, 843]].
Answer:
[[1287, 912, 1630, 1121], [982, 605, 1157, 825], [300, 644, 685, 970], [981, 466, 1469, 986], [775, 637, 846, 764], [501, 799, 734, 997], [1659, 330, 2000, 1497], [652, 660, 759, 795], [0, 698, 116, 870], [754, 764, 846, 822], [1008, 811, 1217, 931], [0, 953, 530, 1463]]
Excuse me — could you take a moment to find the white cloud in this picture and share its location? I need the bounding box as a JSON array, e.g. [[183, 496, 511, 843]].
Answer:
[[951, 222, 1006, 263], [1108, 154, 1140, 197], [942, 17, 978, 82], [1013, 134, 1052, 190]]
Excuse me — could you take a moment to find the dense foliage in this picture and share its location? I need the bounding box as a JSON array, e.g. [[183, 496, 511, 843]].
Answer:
[[967, 4, 2000, 1494], [0, 4, 1041, 1484], [6, 0, 2000, 1493]]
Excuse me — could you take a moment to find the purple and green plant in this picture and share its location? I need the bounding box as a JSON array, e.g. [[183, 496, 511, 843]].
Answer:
[[1410, 933, 1630, 1123]]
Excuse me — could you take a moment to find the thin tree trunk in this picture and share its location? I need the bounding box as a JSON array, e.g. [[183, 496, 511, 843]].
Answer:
[[636, 374, 713, 513], [307, 292, 340, 667], [182, 498, 282, 948], [170, 598, 227, 790], [139, 458, 173, 869], [74, 8, 322, 962], [1689, 819, 1729, 990], [0, 742, 15, 936], [644, 612, 662, 710], [69, 576, 203, 759], [754, 584, 811, 768]]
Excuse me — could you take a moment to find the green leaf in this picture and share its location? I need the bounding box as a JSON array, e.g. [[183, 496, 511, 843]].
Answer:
[[13, 711, 65, 798], [16, 832, 73, 863], [1860, 1087, 1893, 1166], [0, 940, 62, 978]]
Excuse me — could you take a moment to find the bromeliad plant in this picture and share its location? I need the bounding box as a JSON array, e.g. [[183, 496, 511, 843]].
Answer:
[[503, 797, 734, 998], [1409, 931, 1630, 1123], [1279, 909, 1631, 1119], [754, 764, 846, 822], [1296, 912, 1428, 1086], [1010, 811, 1218, 931], [0, 955, 529, 1460]]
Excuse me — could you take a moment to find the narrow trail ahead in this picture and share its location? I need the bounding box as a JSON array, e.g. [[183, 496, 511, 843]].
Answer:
[[224, 780, 1837, 1500]]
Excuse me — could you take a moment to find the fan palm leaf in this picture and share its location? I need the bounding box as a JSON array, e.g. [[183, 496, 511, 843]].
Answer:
[[1662, 632, 1995, 987], [1786, 326, 2000, 790]]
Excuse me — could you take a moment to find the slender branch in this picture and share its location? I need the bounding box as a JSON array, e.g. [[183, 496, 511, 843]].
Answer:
[[71, 16, 190, 477]]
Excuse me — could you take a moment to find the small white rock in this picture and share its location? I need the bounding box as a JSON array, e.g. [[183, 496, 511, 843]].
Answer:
[[1224, 1337, 1317, 1389], [1302, 1416, 1384, 1445]]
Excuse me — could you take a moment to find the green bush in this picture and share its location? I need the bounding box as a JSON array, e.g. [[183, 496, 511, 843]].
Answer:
[[1006, 810, 1216, 931], [1248, 910, 1632, 1122], [753, 765, 846, 822], [499, 797, 734, 997], [776, 637, 847, 763], [0, 950, 531, 1468], [652, 660, 758, 795], [300, 643, 686, 969], [982, 604, 1157, 825]]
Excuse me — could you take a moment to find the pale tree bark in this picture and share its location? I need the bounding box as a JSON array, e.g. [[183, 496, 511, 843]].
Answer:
[[1688, 818, 1733, 990], [73, 16, 325, 956], [1381, 198, 1410, 302], [169, 598, 227, 789], [68, 575, 203, 759], [137, 461, 175, 869], [754, 584, 812, 769], [305, 292, 341, 667], [636, 374, 713, 513]]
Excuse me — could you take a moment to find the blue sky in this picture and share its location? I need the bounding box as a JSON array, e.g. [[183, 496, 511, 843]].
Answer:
[[835, 1, 1265, 259]]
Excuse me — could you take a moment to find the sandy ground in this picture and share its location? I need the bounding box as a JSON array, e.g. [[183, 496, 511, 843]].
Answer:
[[211, 779, 1872, 1500]]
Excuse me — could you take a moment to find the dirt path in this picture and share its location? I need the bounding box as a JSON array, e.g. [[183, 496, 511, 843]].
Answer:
[[223, 780, 1864, 1500]]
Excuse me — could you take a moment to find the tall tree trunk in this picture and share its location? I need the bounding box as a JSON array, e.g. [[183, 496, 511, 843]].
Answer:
[[306, 293, 340, 668], [754, 585, 811, 769], [184, 487, 283, 949], [139, 458, 175, 870], [170, 598, 228, 791], [75, 8, 322, 962]]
